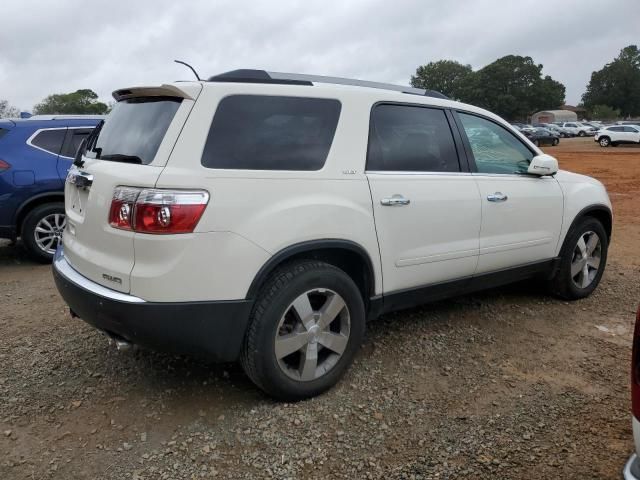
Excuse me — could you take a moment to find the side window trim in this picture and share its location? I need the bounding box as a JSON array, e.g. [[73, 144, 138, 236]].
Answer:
[[451, 109, 537, 176], [26, 127, 67, 157], [365, 101, 465, 173]]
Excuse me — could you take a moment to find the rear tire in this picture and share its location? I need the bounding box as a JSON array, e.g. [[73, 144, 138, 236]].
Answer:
[[21, 202, 65, 263], [578, 131, 586, 137], [241, 260, 365, 401], [550, 217, 608, 300], [552, 138, 559, 146]]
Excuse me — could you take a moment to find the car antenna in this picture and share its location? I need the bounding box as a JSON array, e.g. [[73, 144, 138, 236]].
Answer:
[[174, 60, 201, 81]]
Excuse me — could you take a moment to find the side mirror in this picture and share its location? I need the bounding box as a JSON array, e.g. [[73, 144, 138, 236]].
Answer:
[[528, 154, 558, 176]]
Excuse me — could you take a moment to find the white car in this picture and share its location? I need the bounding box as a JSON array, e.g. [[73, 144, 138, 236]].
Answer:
[[558, 122, 596, 137], [53, 70, 612, 400], [595, 125, 640, 147]]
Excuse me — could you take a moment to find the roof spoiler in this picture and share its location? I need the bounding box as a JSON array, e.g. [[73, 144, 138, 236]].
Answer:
[[112, 84, 200, 102]]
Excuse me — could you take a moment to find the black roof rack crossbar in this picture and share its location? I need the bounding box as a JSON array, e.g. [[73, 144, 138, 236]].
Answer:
[[207, 69, 449, 99]]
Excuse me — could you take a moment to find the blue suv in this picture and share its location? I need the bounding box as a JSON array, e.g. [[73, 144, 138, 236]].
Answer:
[[0, 116, 101, 261]]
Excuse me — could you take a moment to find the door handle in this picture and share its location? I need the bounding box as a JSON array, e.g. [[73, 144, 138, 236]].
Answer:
[[487, 192, 508, 202], [381, 194, 410, 206]]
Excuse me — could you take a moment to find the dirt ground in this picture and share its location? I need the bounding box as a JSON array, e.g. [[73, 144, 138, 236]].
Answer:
[[1, 137, 639, 479]]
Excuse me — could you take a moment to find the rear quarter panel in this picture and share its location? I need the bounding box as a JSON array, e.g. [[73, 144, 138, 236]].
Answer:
[[148, 83, 383, 301]]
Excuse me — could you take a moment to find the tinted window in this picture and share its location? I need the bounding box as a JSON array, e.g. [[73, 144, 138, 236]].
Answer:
[[458, 113, 533, 174], [624, 126, 639, 132], [0, 128, 7, 141], [609, 126, 624, 132], [202, 96, 340, 171], [89, 97, 181, 164], [367, 104, 460, 172], [61, 128, 94, 158], [31, 129, 65, 155]]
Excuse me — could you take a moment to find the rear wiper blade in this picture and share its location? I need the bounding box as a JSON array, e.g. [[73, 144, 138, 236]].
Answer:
[[100, 154, 143, 164]]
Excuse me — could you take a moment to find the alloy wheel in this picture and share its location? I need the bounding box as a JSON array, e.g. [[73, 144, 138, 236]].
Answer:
[[274, 288, 350, 381], [34, 213, 65, 255], [571, 231, 601, 289]]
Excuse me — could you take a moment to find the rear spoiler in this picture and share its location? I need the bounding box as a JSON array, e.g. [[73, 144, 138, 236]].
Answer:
[[112, 83, 202, 102]]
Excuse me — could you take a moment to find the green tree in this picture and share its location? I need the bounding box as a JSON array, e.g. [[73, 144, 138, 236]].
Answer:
[[33, 89, 108, 115], [589, 104, 621, 120], [469, 55, 565, 120], [410, 55, 565, 121], [410, 60, 473, 100], [582, 45, 640, 117], [0, 99, 20, 118]]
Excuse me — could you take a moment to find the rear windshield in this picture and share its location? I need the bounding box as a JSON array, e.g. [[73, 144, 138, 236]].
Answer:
[[201, 95, 341, 170], [86, 97, 181, 165]]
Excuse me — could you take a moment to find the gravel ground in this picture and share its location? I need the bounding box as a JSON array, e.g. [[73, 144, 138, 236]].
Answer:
[[1, 138, 639, 479]]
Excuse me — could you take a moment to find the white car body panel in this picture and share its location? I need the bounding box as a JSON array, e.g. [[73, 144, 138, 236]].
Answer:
[[61, 79, 611, 306], [553, 170, 611, 255], [473, 174, 563, 273], [367, 172, 481, 292]]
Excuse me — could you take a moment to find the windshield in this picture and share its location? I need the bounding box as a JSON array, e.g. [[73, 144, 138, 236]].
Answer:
[[86, 97, 181, 164]]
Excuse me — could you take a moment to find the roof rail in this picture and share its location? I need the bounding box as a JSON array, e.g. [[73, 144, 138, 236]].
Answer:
[[208, 69, 449, 99], [27, 114, 105, 121]]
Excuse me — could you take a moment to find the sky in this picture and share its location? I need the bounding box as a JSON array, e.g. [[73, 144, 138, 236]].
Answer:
[[1, 0, 639, 111]]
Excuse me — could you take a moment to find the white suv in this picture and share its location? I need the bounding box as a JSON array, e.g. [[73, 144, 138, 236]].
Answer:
[[53, 70, 612, 400], [595, 125, 640, 147], [557, 122, 596, 137]]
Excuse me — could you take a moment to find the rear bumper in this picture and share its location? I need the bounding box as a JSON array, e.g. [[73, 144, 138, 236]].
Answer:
[[52, 247, 253, 362]]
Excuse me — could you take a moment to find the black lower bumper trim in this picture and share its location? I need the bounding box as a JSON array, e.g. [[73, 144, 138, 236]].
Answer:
[[53, 263, 253, 362]]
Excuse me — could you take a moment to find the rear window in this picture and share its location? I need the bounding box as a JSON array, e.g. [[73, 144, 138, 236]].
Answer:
[[31, 129, 66, 155], [201, 95, 341, 170], [87, 97, 181, 165]]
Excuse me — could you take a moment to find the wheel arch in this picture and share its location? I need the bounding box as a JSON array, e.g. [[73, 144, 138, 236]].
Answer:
[[15, 192, 65, 235], [246, 239, 377, 306], [564, 204, 612, 244]]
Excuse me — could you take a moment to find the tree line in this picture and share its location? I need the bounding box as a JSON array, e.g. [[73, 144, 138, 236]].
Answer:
[[411, 45, 640, 121], [1, 45, 639, 121]]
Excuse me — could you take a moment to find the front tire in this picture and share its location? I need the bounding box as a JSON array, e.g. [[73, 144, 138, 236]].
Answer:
[[578, 130, 586, 137], [241, 260, 365, 401], [550, 217, 608, 300], [599, 137, 610, 147], [21, 202, 65, 263], [552, 138, 559, 146]]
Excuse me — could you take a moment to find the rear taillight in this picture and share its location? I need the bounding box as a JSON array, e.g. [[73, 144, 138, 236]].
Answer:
[[109, 187, 209, 234], [108, 187, 140, 230], [0, 159, 10, 172], [632, 305, 640, 419]]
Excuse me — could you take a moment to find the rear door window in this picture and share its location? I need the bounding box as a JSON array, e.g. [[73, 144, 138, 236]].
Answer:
[[30, 129, 66, 155], [366, 104, 460, 172], [61, 128, 94, 158], [201, 95, 341, 170], [87, 97, 182, 164]]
